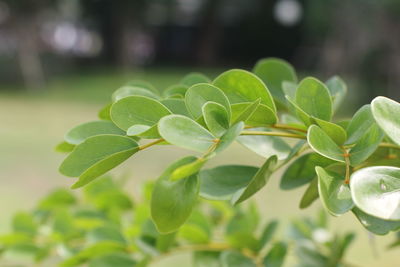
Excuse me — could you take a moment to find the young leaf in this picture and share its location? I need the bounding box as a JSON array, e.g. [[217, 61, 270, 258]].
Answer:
[[111, 96, 171, 131], [371, 96, 400, 145], [230, 99, 260, 125], [299, 177, 319, 209], [313, 118, 347, 146], [202, 102, 230, 137], [232, 156, 278, 205], [158, 115, 216, 153], [345, 105, 375, 145], [213, 69, 276, 113], [220, 251, 256, 267], [295, 77, 332, 121], [55, 141, 75, 153], [253, 58, 297, 106], [349, 123, 384, 166], [171, 156, 210, 181], [316, 167, 353, 216], [352, 207, 400, 235], [238, 128, 291, 160], [161, 98, 191, 117], [59, 135, 139, 188], [199, 165, 258, 201], [112, 86, 159, 102], [280, 153, 334, 190], [231, 102, 277, 126], [262, 242, 287, 267], [325, 76, 347, 112], [180, 72, 211, 86], [350, 166, 400, 221], [307, 125, 345, 162], [214, 122, 244, 153], [98, 103, 112, 120], [285, 95, 312, 126], [65, 121, 125, 145], [185, 83, 231, 119], [151, 156, 199, 233]]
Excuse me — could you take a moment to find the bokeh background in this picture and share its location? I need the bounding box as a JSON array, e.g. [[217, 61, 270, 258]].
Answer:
[[1, 0, 400, 266]]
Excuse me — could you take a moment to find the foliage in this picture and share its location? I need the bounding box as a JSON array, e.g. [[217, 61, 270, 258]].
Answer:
[[54, 58, 400, 237], [0, 177, 354, 266]]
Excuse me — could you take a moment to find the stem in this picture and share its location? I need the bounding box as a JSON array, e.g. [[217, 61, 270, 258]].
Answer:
[[138, 138, 165, 150], [379, 142, 400, 150], [240, 131, 307, 139], [342, 147, 351, 184], [271, 123, 307, 133]]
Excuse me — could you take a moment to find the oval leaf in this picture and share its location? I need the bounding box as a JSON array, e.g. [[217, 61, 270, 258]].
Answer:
[[185, 83, 231, 119], [350, 166, 400, 221], [151, 156, 199, 233], [352, 207, 400, 235], [213, 69, 276, 113], [181, 72, 211, 87], [112, 86, 159, 102], [111, 96, 171, 131], [326, 76, 347, 112], [59, 135, 139, 188], [65, 121, 125, 145], [345, 105, 374, 145], [295, 77, 332, 121], [307, 125, 345, 162], [202, 102, 230, 137], [158, 115, 216, 153], [371, 96, 400, 145], [316, 167, 353, 216], [199, 165, 258, 201]]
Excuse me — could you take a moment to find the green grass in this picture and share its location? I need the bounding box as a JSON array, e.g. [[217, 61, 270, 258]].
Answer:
[[0, 68, 399, 266]]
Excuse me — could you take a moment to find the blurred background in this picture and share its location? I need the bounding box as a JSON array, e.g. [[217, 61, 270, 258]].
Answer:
[[1, 0, 400, 266]]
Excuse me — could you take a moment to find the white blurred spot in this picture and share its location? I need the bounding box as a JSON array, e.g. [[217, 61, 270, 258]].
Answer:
[[312, 228, 333, 243], [274, 0, 302, 27], [53, 22, 78, 51]]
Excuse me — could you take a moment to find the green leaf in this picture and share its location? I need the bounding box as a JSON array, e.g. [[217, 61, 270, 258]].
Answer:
[[59, 135, 139, 188], [181, 72, 211, 86], [163, 84, 189, 98], [214, 122, 244, 153], [185, 83, 231, 119], [220, 251, 256, 267], [199, 165, 258, 201], [179, 224, 209, 244], [213, 69, 276, 113], [237, 127, 291, 160], [158, 115, 216, 153], [299, 177, 319, 209], [325, 76, 347, 112], [258, 220, 279, 251], [232, 156, 278, 205], [171, 156, 210, 181], [345, 105, 375, 145], [203, 102, 230, 137], [371, 96, 400, 145], [55, 141, 75, 153], [111, 96, 171, 131], [350, 166, 400, 221], [88, 226, 126, 245], [253, 58, 297, 106], [65, 121, 125, 145], [156, 232, 177, 252], [98, 103, 112, 120], [285, 95, 312, 126], [349, 124, 384, 166], [263, 242, 287, 267], [295, 77, 332, 121], [313, 118, 347, 146], [89, 253, 136, 267], [231, 102, 277, 126], [307, 125, 345, 162], [112, 86, 159, 102], [280, 153, 334, 190], [161, 98, 191, 117], [151, 156, 199, 233], [316, 167, 353, 216], [352, 208, 400, 235], [230, 99, 261, 125]]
